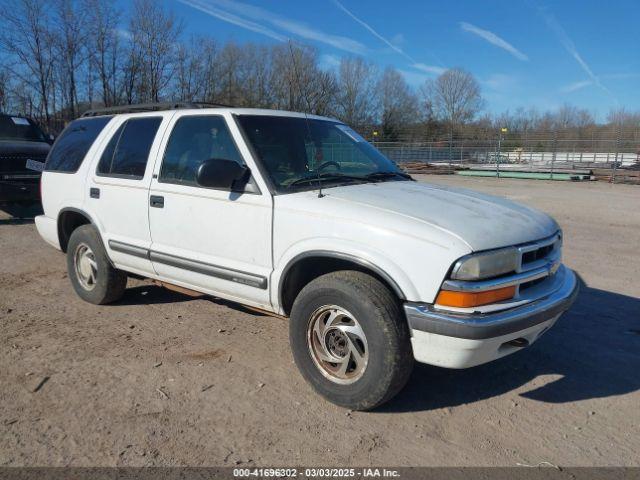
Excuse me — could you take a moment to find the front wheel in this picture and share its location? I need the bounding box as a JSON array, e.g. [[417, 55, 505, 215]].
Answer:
[[289, 271, 413, 410]]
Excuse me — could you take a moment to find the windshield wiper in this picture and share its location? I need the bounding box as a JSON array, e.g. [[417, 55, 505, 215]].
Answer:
[[364, 171, 413, 181], [288, 173, 369, 188], [288, 171, 412, 189]]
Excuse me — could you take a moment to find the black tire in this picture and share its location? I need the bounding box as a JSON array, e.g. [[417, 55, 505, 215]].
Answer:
[[66, 224, 127, 305], [289, 270, 413, 410]]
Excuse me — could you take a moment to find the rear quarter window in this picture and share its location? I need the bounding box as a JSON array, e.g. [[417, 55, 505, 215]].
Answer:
[[45, 116, 113, 173]]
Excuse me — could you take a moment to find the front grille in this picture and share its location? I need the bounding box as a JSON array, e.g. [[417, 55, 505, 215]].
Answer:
[[522, 244, 554, 264], [0, 153, 47, 173], [517, 233, 562, 273]]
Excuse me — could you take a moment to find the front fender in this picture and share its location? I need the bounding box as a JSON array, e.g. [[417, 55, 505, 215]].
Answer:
[[271, 237, 420, 312]]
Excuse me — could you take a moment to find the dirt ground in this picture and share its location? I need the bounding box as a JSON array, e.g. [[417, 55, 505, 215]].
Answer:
[[1, 176, 639, 467]]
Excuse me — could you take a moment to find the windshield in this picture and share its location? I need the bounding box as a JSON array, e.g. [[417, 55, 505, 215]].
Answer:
[[0, 115, 47, 142], [236, 115, 406, 193]]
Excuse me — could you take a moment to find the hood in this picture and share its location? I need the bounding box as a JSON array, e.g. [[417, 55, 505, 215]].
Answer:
[[324, 180, 558, 251]]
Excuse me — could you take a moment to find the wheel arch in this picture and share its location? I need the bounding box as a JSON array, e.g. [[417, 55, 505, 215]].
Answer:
[[57, 207, 98, 253], [278, 250, 407, 316]]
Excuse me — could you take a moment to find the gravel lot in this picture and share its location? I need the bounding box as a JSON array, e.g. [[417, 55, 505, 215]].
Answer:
[[1, 176, 639, 467]]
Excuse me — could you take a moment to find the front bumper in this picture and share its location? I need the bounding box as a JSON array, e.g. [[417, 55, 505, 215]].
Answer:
[[404, 265, 578, 368]]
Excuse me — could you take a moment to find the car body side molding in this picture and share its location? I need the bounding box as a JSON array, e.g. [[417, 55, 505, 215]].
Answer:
[[106, 239, 268, 290]]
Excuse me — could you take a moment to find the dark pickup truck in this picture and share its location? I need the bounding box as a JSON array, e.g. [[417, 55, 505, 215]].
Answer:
[[0, 114, 51, 205]]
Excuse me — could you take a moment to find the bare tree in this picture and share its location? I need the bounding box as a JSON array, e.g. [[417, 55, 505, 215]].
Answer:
[[270, 43, 336, 115], [423, 68, 483, 135], [129, 0, 183, 102], [238, 44, 272, 108], [554, 104, 594, 130], [198, 38, 220, 103], [335, 57, 378, 129], [85, 0, 121, 107], [607, 108, 640, 127], [121, 37, 141, 105], [52, 0, 90, 117], [174, 37, 205, 102], [0, 68, 8, 111], [217, 42, 244, 106], [377, 67, 418, 140], [0, 0, 54, 124]]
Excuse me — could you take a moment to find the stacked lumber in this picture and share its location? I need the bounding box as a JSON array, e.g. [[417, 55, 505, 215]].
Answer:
[[400, 162, 457, 175], [592, 168, 640, 184]]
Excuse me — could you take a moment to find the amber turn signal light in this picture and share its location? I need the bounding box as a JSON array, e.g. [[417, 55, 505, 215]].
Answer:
[[436, 286, 516, 308]]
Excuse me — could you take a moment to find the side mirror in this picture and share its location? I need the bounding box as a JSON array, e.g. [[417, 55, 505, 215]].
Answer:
[[196, 158, 249, 190]]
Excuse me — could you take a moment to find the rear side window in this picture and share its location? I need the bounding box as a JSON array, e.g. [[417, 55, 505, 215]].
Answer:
[[159, 115, 243, 186], [97, 117, 162, 179], [45, 116, 113, 173]]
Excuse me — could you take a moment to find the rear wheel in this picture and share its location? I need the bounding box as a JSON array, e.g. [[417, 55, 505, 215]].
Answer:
[[66, 225, 127, 304], [289, 270, 413, 410]]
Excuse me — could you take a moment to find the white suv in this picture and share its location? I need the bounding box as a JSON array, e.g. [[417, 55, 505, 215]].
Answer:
[[36, 104, 578, 410]]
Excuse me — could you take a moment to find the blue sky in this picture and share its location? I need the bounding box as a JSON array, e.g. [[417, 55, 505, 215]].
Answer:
[[122, 0, 639, 121]]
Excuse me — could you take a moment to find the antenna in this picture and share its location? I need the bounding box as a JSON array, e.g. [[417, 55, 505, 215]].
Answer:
[[287, 41, 324, 198]]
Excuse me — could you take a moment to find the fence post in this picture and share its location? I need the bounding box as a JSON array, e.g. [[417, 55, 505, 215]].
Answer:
[[612, 124, 621, 184], [496, 130, 502, 178], [448, 131, 453, 174], [550, 129, 558, 180]]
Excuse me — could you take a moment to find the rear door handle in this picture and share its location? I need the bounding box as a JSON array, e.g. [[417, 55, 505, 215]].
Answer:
[[90, 187, 100, 199], [150, 195, 164, 208]]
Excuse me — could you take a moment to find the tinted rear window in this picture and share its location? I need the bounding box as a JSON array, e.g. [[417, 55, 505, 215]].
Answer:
[[97, 117, 162, 179], [0, 115, 46, 142], [45, 116, 113, 173]]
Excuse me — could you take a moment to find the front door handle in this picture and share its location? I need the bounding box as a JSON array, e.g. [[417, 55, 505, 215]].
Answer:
[[150, 195, 164, 208]]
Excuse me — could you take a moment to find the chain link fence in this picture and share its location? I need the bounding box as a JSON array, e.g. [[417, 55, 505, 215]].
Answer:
[[373, 136, 640, 184]]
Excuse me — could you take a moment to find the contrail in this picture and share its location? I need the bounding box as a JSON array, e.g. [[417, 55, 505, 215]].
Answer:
[[460, 22, 528, 61]]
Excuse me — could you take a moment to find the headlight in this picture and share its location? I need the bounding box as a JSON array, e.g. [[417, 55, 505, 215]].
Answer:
[[451, 247, 518, 281]]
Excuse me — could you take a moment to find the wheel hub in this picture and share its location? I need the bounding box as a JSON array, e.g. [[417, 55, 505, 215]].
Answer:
[[74, 243, 98, 291], [325, 329, 349, 358], [306, 305, 369, 385]]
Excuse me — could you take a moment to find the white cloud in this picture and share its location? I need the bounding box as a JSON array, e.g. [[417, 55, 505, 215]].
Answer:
[[561, 80, 593, 93], [460, 22, 528, 61], [180, 0, 366, 54], [115, 28, 133, 41], [411, 63, 446, 75], [320, 53, 341, 70], [178, 0, 287, 42], [390, 33, 405, 46], [539, 9, 614, 100], [398, 69, 431, 87], [560, 73, 640, 94], [331, 0, 415, 62], [332, 0, 446, 78], [483, 73, 517, 90]]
